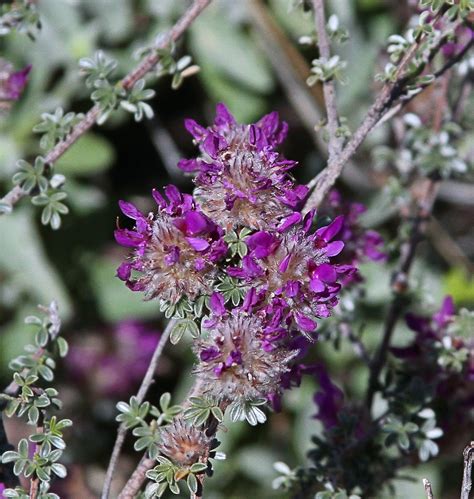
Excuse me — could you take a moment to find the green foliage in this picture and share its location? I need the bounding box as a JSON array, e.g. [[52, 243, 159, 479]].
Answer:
[[216, 276, 246, 306], [183, 396, 224, 427], [12, 157, 48, 194], [223, 227, 251, 258], [116, 393, 181, 458], [31, 191, 69, 230], [120, 79, 155, 122], [1, 303, 71, 492], [33, 109, 84, 151]]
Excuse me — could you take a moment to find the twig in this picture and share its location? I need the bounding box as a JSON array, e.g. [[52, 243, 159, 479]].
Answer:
[[29, 413, 44, 499], [0, 0, 212, 213], [246, 0, 326, 152], [301, 15, 472, 212], [338, 321, 370, 365], [423, 478, 435, 499], [428, 216, 474, 275], [365, 177, 440, 410], [461, 441, 474, 499], [101, 320, 174, 499], [146, 117, 183, 182], [311, 0, 342, 159], [117, 379, 218, 499]]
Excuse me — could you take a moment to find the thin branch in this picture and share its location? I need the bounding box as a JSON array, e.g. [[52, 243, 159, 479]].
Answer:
[[365, 177, 440, 410], [146, 116, 183, 182], [101, 320, 174, 499], [338, 321, 370, 365], [302, 15, 469, 212], [423, 478, 434, 499], [311, 0, 342, 159], [117, 379, 218, 499], [0, 0, 212, 212], [29, 412, 44, 499], [376, 38, 474, 130], [428, 216, 474, 276], [461, 441, 474, 499], [246, 0, 326, 152]]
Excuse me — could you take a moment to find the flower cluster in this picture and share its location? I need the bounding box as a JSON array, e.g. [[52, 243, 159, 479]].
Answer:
[[115, 185, 226, 304], [178, 104, 307, 231], [116, 105, 356, 418]]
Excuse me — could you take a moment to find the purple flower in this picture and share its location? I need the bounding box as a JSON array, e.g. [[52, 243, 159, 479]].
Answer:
[[115, 186, 227, 304], [0, 60, 31, 102], [179, 104, 307, 230], [321, 190, 387, 285], [195, 314, 297, 403], [68, 320, 160, 398], [227, 215, 354, 337], [313, 363, 344, 430]]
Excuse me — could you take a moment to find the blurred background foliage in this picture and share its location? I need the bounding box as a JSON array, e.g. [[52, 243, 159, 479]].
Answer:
[[0, 0, 473, 497]]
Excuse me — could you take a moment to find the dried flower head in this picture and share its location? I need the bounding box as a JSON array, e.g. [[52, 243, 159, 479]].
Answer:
[[115, 185, 226, 304], [159, 419, 211, 467], [179, 103, 307, 230], [195, 314, 296, 402], [227, 215, 354, 334]]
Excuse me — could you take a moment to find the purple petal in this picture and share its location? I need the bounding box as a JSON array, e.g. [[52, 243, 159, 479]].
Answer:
[[164, 184, 182, 204], [215, 103, 236, 127], [295, 313, 317, 332], [314, 263, 337, 283], [325, 240, 344, 257], [184, 211, 209, 235], [116, 262, 132, 281], [278, 212, 302, 232], [317, 215, 344, 241], [210, 292, 226, 316], [310, 278, 325, 293], [178, 158, 201, 172], [119, 200, 144, 221], [114, 229, 143, 248], [186, 237, 210, 251], [247, 231, 279, 258], [184, 118, 206, 140]]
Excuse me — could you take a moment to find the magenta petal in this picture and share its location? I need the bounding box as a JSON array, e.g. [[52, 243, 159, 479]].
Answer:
[[278, 254, 292, 273], [310, 278, 325, 293], [317, 215, 344, 241], [315, 263, 337, 283], [117, 262, 132, 281], [184, 118, 206, 140], [114, 229, 143, 248], [242, 255, 264, 276], [164, 184, 182, 204], [325, 240, 344, 257], [295, 313, 317, 332], [215, 103, 236, 126], [184, 211, 209, 235], [247, 231, 278, 258], [178, 158, 201, 172], [186, 237, 210, 251], [152, 188, 166, 208], [210, 291, 226, 315], [119, 200, 144, 220], [278, 212, 301, 232]]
